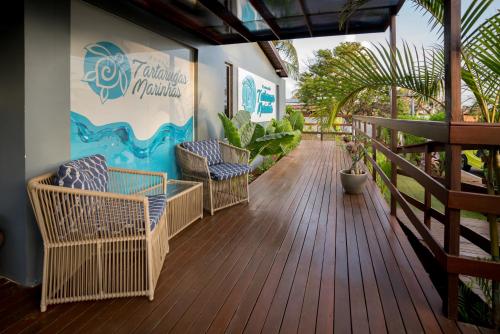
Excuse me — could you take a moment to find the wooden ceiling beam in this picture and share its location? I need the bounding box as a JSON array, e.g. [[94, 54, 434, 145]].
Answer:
[[138, 0, 223, 44], [249, 0, 281, 40], [198, 0, 255, 42], [298, 0, 313, 37]]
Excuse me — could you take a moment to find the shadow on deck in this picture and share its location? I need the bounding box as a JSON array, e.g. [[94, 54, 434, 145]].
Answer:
[[0, 140, 489, 333]]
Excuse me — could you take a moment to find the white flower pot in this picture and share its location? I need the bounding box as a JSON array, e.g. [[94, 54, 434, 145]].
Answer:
[[340, 169, 368, 194]]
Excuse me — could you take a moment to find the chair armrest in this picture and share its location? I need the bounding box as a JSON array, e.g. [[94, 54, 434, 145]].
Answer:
[[176, 145, 210, 179], [219, 141, 250, 165], [108, 167, 167, 196], [27, 183, 152, 245]]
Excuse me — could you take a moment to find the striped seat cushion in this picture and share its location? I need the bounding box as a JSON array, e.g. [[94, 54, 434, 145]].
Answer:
[[208, 163, 251, 181], [147, 194, 167, 231], [182, 139, 223, 166]]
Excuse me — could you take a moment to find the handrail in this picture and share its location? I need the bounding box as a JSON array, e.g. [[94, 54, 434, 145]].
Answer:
[[354, 115, 500, 146], [352, 116, 500, 283]]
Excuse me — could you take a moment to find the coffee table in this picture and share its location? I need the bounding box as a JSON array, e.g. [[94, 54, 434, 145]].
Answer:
[[166, 180, 203, 239]]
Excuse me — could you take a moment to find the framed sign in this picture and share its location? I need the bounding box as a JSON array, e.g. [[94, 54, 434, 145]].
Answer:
[[70, 1, 194, 178], [238, 68, 277, 122]]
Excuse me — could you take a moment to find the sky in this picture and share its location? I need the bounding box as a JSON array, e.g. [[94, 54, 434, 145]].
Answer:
[[285, 0, 498, 98]]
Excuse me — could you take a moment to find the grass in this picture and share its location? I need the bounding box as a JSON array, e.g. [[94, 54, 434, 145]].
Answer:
[[386, 174, 486, 221]]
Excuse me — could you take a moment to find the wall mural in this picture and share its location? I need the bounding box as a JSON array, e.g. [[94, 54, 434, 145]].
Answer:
[[237, 68, 277, 122], [70, 1, 194, 178]]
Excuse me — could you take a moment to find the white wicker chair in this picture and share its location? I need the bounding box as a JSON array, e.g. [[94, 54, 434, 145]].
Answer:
[[27, 165, 169, 312], [176, 140, 250, 215]]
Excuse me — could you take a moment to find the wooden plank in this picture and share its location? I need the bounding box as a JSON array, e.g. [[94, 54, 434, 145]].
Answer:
[[166, 146, 323, 333], [341, 152, 370, 333], [297, 140, 334, 332], [450, 122, 500, 145], [351, 194, 387, 333], [314, 142, 337, 334], [278, 143, 332, 333], [365, 179, 461, 333], [333, 147, 351, 333], [353, 115, 449, 142], [208, 141, 329, 333], [257, 143, 332, 333]]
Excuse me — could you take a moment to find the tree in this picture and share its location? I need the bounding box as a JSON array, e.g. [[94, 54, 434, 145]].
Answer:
[[336, 0, 500, 327], [272, 40, 299, 80], [297, 42, 411, 129]]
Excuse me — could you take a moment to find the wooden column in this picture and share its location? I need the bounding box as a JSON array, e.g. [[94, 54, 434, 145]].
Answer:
[[443, 0, 462, 319], [390, 15, 398, 216]]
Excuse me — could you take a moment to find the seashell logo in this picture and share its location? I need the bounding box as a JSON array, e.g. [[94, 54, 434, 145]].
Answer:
[[241, 75, 257, 113], [82, 41, 131, 104]]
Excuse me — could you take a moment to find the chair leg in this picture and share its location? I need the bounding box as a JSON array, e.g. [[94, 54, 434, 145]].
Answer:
[[40, 250, 48, 312]]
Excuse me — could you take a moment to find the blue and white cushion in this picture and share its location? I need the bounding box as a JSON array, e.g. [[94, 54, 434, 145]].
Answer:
[[55, 154, 109, 192], [147, 194, 167, 231], [182, 139, 223, 166], [208, 163, 251, 181]]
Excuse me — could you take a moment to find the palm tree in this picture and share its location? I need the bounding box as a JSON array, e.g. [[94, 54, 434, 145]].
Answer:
[[332, 0, 499, 327], [272, 40, 300, 80]]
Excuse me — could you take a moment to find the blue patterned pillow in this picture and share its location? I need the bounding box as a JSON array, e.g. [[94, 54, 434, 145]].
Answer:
[[182, 139, 223, 166], [55, 155, 109, 192]]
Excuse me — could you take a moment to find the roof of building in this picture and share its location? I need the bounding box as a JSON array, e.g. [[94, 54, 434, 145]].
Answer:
[[124, 0, 405, 44], [86, 0, 406, 79]]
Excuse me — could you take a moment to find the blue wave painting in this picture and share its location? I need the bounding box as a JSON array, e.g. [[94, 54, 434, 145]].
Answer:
[[71, 111, 193, 179]]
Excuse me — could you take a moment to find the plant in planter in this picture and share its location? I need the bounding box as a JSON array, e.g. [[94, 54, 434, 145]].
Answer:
[[340, 137, 368, 194]]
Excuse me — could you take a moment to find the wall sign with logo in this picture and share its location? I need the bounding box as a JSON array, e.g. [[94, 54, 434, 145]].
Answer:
[[70, 0, 194, 178], [237, 68, 277, 122]]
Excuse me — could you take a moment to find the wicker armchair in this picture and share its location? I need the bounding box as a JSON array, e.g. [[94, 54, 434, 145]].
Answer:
[[27, 158, 169, 312], [176, 139, 250, 215]]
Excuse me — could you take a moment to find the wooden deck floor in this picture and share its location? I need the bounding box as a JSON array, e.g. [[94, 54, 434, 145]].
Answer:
[[0, 140, 489, 333]]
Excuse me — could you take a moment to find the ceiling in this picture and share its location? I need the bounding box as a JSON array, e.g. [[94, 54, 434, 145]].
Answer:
[[128, 0, 406, 44]]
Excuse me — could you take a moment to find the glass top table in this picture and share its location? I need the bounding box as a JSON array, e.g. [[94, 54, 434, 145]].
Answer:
[[166, 180, 203, 200]]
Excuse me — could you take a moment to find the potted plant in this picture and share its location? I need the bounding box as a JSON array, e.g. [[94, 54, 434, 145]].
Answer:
[[340, 136, 368, 194]]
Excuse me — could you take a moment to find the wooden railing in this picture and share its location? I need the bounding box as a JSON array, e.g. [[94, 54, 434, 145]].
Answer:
[[302, 115, 352, 140], [352, 115, 500, 317]]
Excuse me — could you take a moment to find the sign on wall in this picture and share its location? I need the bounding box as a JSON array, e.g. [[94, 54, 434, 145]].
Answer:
[[238, 68, 277, 122], [70, 0, 194, 178]]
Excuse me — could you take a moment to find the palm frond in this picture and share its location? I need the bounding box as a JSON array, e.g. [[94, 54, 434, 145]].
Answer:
[[273, 40, 300, 80], [327, 42, 445, 121], [339, 0, 371, 29]]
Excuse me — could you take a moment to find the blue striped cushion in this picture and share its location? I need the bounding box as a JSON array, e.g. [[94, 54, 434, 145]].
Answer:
[[148, 194, 166, 231], [182, 139, 223, 166], [55, 154, 109, 192], [208, 163, 251, 181]]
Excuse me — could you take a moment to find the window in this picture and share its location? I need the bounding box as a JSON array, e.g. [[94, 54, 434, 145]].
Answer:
[[224, 62, 233, 118]]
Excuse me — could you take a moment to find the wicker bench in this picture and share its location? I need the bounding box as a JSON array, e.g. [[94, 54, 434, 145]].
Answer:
[[27, 155, 169, 311]]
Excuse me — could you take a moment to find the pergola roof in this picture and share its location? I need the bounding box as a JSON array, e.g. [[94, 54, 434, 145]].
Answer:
[[130, 0, 406, 44]]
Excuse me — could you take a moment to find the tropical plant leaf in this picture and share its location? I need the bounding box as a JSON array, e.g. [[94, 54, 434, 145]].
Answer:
[[250, 124, 266, 145], [218, 113, 242, 147], [239, 122, 256, 148], [274, 118, 293, 133], [247, 132, 295, 159], [232, 110, 251, 128], [286, 108, 305, 131]]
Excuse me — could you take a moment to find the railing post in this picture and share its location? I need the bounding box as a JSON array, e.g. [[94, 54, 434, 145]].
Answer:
[[443, 0, 462, 319], [363, 121, 367, 165], [424, 145, 431, 228], [390, 14, 398, 217]]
